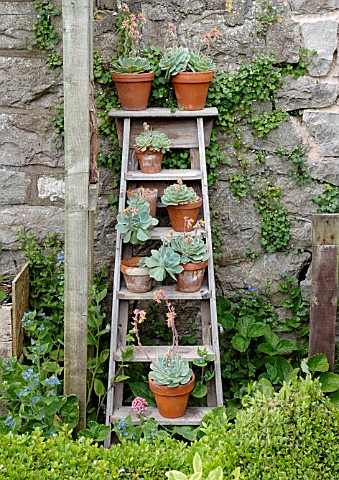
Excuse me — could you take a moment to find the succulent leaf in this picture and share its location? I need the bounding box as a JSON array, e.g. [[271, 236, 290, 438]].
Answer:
[[171, 234, 209, 263], [111, 55, 151, 74], [159, 46, 190, 78], [188, 49, 214, 72], [150, 354, 192, 387], [161, 183, 199, 206]]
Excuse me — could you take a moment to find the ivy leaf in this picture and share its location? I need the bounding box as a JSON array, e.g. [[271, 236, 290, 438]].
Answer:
[[60, 395, 79, 428]]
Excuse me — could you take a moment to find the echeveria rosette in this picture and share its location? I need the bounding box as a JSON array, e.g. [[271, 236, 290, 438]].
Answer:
[[150, 354, 192, 387], [161, 183, 199, 206], [134, 126, 170, 154], [170, 234, 209, 264], [138, 246, 183, 281], [115, 199, 158, 244], [111, 56, 152, 74]]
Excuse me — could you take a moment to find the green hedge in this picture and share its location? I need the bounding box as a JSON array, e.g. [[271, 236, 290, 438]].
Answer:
[[0, 377, 338, 479]]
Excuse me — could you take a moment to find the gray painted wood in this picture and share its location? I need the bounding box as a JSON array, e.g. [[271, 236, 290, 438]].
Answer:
[[111, 406, 214, 425], [63, 0, 91, 430]]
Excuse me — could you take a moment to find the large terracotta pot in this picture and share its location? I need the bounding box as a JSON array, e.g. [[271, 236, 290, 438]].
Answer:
[[166, 197, 202, 232], [176, 260, 208, 293], [134, 148, 163, 174], [120, 257, 152, 293], [112, 72, 154, 111], [170, 71, 213, 111], [149, 372, 195, 418], [127, 187, 158, 218]]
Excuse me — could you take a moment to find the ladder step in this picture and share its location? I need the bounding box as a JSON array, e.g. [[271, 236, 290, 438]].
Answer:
[[125, 169, 202, 181], [117, 285, 211, 300], [110, 406, 215, 425], [150, 227, 205, 240], [109, 107, 219, 118], [114, 345, 214, 362]]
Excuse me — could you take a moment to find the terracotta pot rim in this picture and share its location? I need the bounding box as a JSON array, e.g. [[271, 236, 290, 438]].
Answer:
[[120, 257, 149, 276], [171, 71, 213, 83], [112, 71, 155, 82], [134, 147, 163, 155], [149, 372, 195, 396], [166, 197, 202, 209], [180, 260, 208, 271]]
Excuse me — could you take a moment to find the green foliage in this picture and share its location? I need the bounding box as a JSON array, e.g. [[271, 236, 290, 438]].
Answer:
[[256, 0, 284, 35], [0, 377, 338, 478], [139, 244, 183, 281], [275, 144, 311, 186], [217, 274, 309, 401], [166, 452, 224, 480], [171, 233, 209, 264], [252, 183, 291, 252], [30, 1, 61, 69], [188, 50, 214, 73], [159, 46, 190, 78], [312, 183, 339, 213], [51, 102, 64, 149]]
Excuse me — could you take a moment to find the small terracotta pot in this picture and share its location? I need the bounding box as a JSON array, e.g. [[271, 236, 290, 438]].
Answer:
[[176, 260, 208, 293], [170, 71, 213, 111], [166, 197, 202, 232], [127, 187, 158, 218], [149, 372, 195, 418], [120, 257, 152, 293], [112, 72, 154, 111], [134, 148, 163, 174]]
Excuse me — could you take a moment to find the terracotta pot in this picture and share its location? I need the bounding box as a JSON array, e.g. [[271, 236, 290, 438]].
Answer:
[[176, 260, 208, 293], [149, 372, 195, 418], [170, 71, 213, 111], [127, 187, 158, 218], [112, 72, 154, 111], [166, 197, 202, 232], [120, 257, 152, 293], [134, 148, 163, 174]]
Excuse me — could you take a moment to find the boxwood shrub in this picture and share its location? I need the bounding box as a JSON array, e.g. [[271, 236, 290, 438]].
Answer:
[[0, 377, 337, 479]]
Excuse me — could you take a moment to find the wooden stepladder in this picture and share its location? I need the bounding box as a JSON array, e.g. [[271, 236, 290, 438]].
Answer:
[[105, 108, 223, 446]]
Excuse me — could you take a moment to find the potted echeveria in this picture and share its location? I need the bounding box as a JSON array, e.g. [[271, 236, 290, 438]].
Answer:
[[116, 193, 158, 293], [111, 3, 154, 110], [170, 219, 209, 293], [159, 24, 221, 110], [126, 186, 158, 217], [132, 290, 195, 418], [134, 123, 170, 173], [161, 178, 202, 232]]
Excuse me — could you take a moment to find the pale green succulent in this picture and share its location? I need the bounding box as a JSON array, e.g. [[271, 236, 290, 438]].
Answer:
[[134, 129, 170, 154], [188, 49, 214, 72], [115, 195, 158, 244], [111, 55, 151, 74], [150, 354, 192, 387], [171, 234, 209, 264], [161, 182, 199, 206], [159, 46, 190, 79], [138, 245, 183, 281]]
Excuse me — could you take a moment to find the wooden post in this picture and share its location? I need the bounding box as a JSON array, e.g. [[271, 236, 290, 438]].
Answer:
[[309, 214, 339, 371], [62, 0, 91, 429]]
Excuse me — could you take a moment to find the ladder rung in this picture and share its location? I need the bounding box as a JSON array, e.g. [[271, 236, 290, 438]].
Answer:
[[108, 107, 219, 118], [117, 285, 211, 300], [110, 406, 215, 425], [114, 345, 214, 362], [150, 227, 205, 240], [125, 169, 202, 181]]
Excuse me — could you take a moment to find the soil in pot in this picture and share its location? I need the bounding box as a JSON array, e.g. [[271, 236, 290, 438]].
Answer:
[[149, 372, 195, 418], [134, 148, 163, 174], [166, 197, 202, 232], [170, 71, 213, 111], [112, 72, 154, 111], [127, 187, 158, 218], [120, 257, 152, 293], [176, 260, 208, 293]]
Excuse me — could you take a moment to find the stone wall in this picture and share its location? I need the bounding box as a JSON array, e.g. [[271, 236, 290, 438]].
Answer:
[[0, 1, 338, 311]]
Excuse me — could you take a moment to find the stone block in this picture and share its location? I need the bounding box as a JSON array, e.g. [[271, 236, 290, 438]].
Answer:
[[0, 112, 64, 168], [37, 176, 65, 202], [265, 20, 301, 64], [0, 57, 63, 109], [307, 157, 339, 186], [303, 111, 339, 158], [0, 3, 33, 50], [289, 0, 339, 14], [301, 21, 338, 77], [245, 119, 302, 152], [0, 205, 64, 247], [0, 169, 31, 204], [275, 76, 338, 111]]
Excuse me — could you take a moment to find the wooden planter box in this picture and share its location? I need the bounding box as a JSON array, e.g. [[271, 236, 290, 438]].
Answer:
[[0, 263, 29, 358]]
